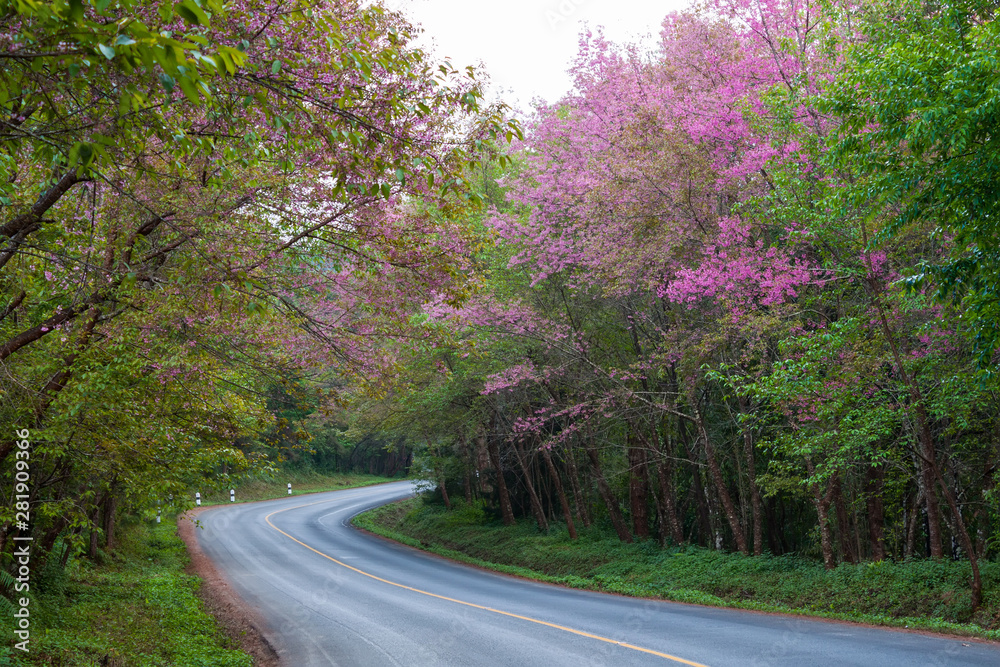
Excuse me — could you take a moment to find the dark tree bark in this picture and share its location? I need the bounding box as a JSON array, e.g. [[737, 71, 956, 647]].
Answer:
[[693, 403, 747, 554], [627, 431, 650, 539], [438, 472, 451, 510], [585, 445, 632, 543], [566, 439, 591, 528], [459, 437, 474, 504], [832, 475, 857, 564], [482, 433, 515, 526], [737, 396, 764, 556], [102, 491, 119, 550], [934, 462, 983, 609], [865, 464, 887, 561], [513, 439, 548, 531], [805, 457, 836, 570], [651, 424, 683, 545], [542, 445, 577, 539]]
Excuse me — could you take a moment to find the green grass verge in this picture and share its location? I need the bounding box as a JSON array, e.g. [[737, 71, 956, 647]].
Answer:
[[355, 497, 1000, 641], [0, 517, 250, 667], [196, 471, 394, 506], [0, 473, 395, 665]]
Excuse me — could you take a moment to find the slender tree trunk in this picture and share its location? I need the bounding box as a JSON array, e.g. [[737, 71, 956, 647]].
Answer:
[[693, 403, 747, 553], [513, 440, 548, 531], [915, 414, 945, 559], [459, 437, 473, 503], [652, 427, 684, 544], [89, 527, 100, 560], [904, 488, 922, 559], [542, 446, 577, 539], [585, 445, 632, 543], [737, 397, 764, 556], [865, 464, 887, 561], [832, 475, 856, 564], [805, 458, 836, 569], [627, 431, 650, 539], [482, 434, 515, 526], [565, 439, 591, 527], [934, 463, 982, 609], [87, 491, 105, 560], [973, 460, 996, 558], [103, 492, 119, 550], [679, 426, 711, 546], [438, 472, 451, 510]]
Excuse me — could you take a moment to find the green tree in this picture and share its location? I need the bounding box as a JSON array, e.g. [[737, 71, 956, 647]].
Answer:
[[824, 0, 1000, 369]]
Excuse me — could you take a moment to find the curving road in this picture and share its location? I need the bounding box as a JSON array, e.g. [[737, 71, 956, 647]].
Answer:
[[194, 481, 999, 666]]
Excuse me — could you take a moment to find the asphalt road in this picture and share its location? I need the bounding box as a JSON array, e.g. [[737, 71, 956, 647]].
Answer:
[[194, 481, 1000, 666]]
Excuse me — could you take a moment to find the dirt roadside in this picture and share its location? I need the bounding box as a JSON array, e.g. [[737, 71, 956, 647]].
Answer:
[[176, 508, 281, 667]]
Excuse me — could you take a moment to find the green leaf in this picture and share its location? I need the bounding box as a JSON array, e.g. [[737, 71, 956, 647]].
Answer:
[[68, 0, 85, 23], [97, 43, 115, 60], [178, 77, 200, 103], [176, 0, 210, 26], [69, 142, 94, 167]]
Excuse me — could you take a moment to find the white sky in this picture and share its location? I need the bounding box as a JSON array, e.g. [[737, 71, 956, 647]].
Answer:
[[388, 0, 690, 111]]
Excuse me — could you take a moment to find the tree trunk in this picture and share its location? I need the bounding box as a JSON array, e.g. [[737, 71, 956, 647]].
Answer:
[[439, 472, 451, 510], [565, 439, 591, 527], [805, 458, 836, 569], [904, 488, 922, 559], [542, 446, 577, 539], [679, 426, 711, 546], [865, 464, 887, 561], [513, 440, 548, 531], [915, 417, 944, 559], [652, 427, 684, 544], [737, 396, 764, 556], [585, 445, 632, 543], [103, 492, 119, 550], [934, 463, 983, 609], [627, 432, 650, 539], [482, 434, 515, 526], [693, 404, 747, 554], [832, 475, 856, 564]]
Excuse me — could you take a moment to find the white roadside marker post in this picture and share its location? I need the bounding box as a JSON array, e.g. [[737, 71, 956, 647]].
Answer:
[[230, 488, 235, 503], [156, 500, 161, 524], [195, 492, 201, 506], [287, 482, 292, 495]]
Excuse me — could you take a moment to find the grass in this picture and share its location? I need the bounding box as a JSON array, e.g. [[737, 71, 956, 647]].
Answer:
[[0, 472, 394, 666], [195, 470, 395, 506], [355, 496, 1000, 641], [0, 517, 250, 667]]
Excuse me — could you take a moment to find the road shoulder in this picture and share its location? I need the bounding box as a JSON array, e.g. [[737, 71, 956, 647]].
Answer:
[[177, 508, 282, 667]]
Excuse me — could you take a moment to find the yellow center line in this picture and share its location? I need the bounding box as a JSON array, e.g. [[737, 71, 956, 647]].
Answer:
[[263, 499, 710, 667]]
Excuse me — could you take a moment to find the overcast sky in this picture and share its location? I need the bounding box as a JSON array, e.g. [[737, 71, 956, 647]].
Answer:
[[388, 0, 689, 111]]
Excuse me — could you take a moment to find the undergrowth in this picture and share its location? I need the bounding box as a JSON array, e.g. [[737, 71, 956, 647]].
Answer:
[[356, 496, 1000, 641], [0, 518, 249, 667]]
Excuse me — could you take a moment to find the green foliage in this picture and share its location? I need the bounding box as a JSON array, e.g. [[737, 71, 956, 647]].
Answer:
[[0, 518, 250, 666], [359, 498, 1000, 636], [0, 0, 238, 195], [824, 0, 1000, 369]]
